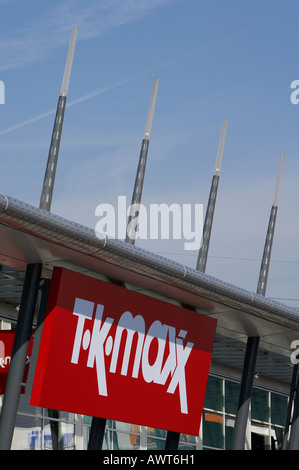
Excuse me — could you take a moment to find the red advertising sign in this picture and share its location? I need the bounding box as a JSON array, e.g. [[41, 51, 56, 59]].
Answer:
[[0, 330, 33, 394], [30, 267, 217, 435]]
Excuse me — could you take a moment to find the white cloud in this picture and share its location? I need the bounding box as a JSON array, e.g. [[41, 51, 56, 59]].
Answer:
[[0, 0, 177, 71]]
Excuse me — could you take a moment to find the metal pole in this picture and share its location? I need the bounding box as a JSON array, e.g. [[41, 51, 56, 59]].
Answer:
[[39, 27, 78, 211], [283, 364, 298, 449], [88, 79, 160, 450], [37, 28, 77, 450], [126, 77, 159, 244], [256, 154, 285, 296], [231, 336, 260, 449], [189, 119, 227, 450], [196, 118, 228, 273], [288, 372, 299, 449], [87, 417, 107, 450], [0, 263, 42, 450], [165, 431, 180, 450], [232, 154, 285, 450]]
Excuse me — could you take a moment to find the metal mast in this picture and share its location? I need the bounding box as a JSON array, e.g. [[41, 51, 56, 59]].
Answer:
[[39, 27, 78, 211], [232, 153, 285, 450], [196, 118, 228, 272], [125, 77, 159, 245], [256, 153, 285, 295], [88, 78, 159, 450]]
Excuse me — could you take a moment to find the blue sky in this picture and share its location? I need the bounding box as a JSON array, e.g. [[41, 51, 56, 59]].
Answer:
[[0, 0, 299, 305]]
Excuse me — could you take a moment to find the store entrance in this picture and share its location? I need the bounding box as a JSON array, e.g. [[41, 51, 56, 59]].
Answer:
[[251, 425, 283, 450], [251, 432, 266, 450], [251, 423, 270, 450]]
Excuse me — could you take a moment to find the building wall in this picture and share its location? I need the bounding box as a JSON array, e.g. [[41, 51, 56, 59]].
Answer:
[[0, 368, 289, 450]]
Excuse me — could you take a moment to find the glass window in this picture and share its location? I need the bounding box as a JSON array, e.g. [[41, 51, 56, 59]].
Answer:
[[43, 419, 75, 450], [147, 437, 165, 450], [107, 420, 140, 433], [272, 425, 284, 450], [225, 416, 235, 450], [203, 411, 224, 449], [179, 433, 196, 445], [251, 388, 269, 422], [204, 376, 223, 411], [83, 415, 92, 425], [107, 431, 140, 450], [147, 427, 167, 439], [225, 381, 240, 415], [12, 415, 42, 450], [251, 422, 270, 450], [178, 441, 197, 450], [147, 427, 165, 450], [271, 393, 288, 426]]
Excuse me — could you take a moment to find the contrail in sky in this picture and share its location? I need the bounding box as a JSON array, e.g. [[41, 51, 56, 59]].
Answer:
[[0, 4, 298, 137], [0, 70, 152, 136]]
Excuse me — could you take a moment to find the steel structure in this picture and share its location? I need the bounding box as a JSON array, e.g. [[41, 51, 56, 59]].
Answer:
[[0, 27, 78, 450], [88, 77, 160, 450], [0, 191, 298, 448], [39, 27, 78, 212], [196, 118, 228, 273], [232, 153, 286, 450], [126, 77, 159, 244]]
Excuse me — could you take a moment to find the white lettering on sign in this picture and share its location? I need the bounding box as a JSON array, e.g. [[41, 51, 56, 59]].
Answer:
[[0, 339, 30, 369], [70, 298, 194, 414]]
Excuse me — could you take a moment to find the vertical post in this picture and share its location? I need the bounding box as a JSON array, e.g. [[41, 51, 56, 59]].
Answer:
[[87, 417, 107, 450], [170, 119, 228, 451], [88, 79, 159, 450], [256, 153, 285, 296], [232, 154, 285, 450], [126, 77, 159, 244], [25, 279, 51, 396], [288, 372, 299, 449], [37, 28, 77, 450], [231, 336, 260, 449], [165, 431, 180, 450], [196, 118, 228, 273], [283, 364, 298, 449], [0, 263, 42, 450], [39, 27, 78, 211]]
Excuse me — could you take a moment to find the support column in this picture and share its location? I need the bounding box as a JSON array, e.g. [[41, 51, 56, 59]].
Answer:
[[283, 364, 298, 449], [231, 336, 260, 450], [288, 372, 299, 449], [231, 154, 285, 450], [165, 431, 180, 450], [87, 417, 106, 450], [39, 27, 77, 212], [87, 78, 159, 451], [0, 263, 42, 450], [126, 77, 159, 245], [196, 118, 228, 273]]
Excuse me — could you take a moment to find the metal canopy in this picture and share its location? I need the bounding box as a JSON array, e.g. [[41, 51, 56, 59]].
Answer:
[[0, 193, 297, 384]]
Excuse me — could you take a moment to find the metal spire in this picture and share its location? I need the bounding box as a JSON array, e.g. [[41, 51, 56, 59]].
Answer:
[[39, 27, 78, 211], [232, 153, 285, 450], [88, 78, 159, 449], [196, 118, 228, 272], [125, 77, 159, 244], [256, 153, 285, 295]]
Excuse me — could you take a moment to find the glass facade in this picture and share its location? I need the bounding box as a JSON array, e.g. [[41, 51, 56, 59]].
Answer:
[[202, 375, 288, 450], [0, 373, 289, 450], [7, 395, 76, 450], [0, 315, 290, 451], [82, 417, 197, 450]]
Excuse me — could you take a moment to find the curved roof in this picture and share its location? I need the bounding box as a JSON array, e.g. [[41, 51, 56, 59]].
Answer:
[[0, 192, 297, 383]]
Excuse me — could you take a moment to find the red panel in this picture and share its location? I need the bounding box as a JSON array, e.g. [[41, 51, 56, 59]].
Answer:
[[0, 331, 33, 394], [30, 267, 217, 435]]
